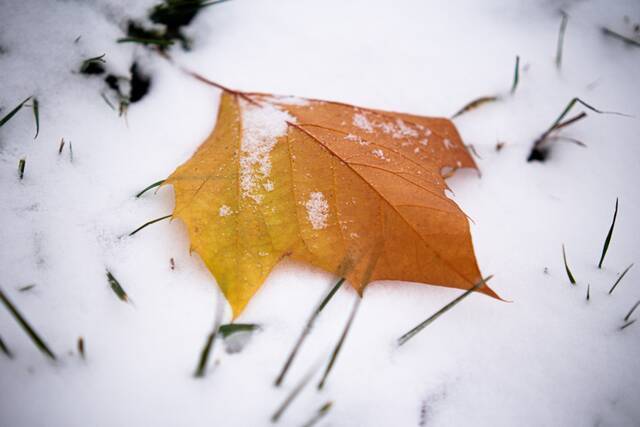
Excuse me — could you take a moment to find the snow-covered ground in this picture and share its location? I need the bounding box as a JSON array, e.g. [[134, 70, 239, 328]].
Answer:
[[2, 0, 640, 425]]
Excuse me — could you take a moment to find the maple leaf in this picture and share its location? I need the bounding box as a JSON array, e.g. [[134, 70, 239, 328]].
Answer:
[[166, 91, 499, 317]]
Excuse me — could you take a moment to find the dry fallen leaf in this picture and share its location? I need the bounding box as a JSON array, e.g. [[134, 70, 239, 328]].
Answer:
[[166, 91, 499, 317]]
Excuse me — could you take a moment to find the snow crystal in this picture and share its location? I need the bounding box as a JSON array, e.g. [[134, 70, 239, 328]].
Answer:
[[305, 192, 329, 230], [218, 205, 233, 217], [443, 138, 454, 149], [240, 101, 294, 203], [372, 148, 390, 161], [266, 95, 310, 106], [353, 112, 374, 132], [344, 133, 369, 145]]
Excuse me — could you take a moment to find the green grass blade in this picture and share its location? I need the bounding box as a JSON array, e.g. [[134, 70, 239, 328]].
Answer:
[[106, 270, 128, 302], [135, 179, 165, 198], [562, 244, 576, 285], [451, 96, 500, 119], [194, 295, 225, 378], [275, 277, 344, 387], [32, 98, 39, 139], [129, 214, 172, 236], [555, 11, 568, 69], [624, 300, 640, 322], [620, 319, 636, 330], [598, 198, 618, 268], [609, 263, 634, 295], [317, 297, 361, 390], [302, 401, 333, 427], [398, 275, 494, 346], [510, 55, 520, 95], [18, 158, 26, 180], [218, 323, 259, 338], [0, 287, 56, 360], [271, 365, 317, 422], [0, 97, 31, 128], [0, 335, 13, 358], [117, 37, 174, 47]]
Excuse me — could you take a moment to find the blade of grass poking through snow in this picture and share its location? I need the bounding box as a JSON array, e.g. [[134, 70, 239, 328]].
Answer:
[[18, 158, 25, 180], [586, 284, 590, 301], [79, 53, 105, 73], [528, 98, 628, 161], [451, 96, 500, 119], [556, 11, 569, 69], [77, 337, 85, 359], [271, 364, 318, 423], [117, 37, 174, 47], [0, 335, 13, 358], [0, 97, 31, 128], [135, 179, 165, 198], [58, 138, 65, 154], [0, 287, 56, 360], [129, 214, 172, 236], [397, 275, 494, 346], [624, 300, 640, 322], [302, 401, 333, 427], [619, 319, 636, 331], [317, 296, 361, 390], [601, 27, 640, 48], [562, 244, 577, 285], [598, 198, 618, 268], [608, 264, 634, 295], [18, 284, 36, 292], [32, 98, 39, 138], [194, 292, 225, 378], [101, 92, 115, 110], [218, 323, 259, 338], [510, 55, 520, 95], [106, 270, 128, 302], [275, 277, 345, 387], [69, 141, 73, 162]]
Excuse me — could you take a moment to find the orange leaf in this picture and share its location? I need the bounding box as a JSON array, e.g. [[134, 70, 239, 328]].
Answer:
[[166, 91, 499, 317]]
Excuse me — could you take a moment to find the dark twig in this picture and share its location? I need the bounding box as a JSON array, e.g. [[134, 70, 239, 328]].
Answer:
[[609, 264, 634, 295], [0, 287, 56, 360], [397, 275, 494, 346], [598, 198, 618, 269]]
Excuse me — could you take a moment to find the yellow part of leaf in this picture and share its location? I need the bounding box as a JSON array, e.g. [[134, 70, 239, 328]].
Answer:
[[167, 92, 499, 318]]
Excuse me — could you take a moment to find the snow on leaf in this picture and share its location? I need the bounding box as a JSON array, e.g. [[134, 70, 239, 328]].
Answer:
[[166, 91, 499, 317]]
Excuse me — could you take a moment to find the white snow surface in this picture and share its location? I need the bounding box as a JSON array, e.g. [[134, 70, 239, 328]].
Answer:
[[1, 0, 640, 426]]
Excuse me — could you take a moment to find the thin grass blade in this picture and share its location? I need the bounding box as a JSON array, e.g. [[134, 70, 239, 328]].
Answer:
[[129, 214, 172, 236], [624, 300, 640, 322], [609, 263, 634, 295], [106, 270, 128, 302], [598, 198, 618, 268], [32, 98, 39, 138], [562, 244, 577, 285], [135, 179, 165, 198], [0, 287, 56, 360], [0, 97, 31, 127]]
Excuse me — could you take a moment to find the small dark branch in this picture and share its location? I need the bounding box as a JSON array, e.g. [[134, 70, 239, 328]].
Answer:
[[598, 198, 618, 269], [601, 27, 640, 48], [552, 112, 587, 132], [0, 96, 31, 128], [135, 179, 166, 198], [271, 366, 317, 423], [183, 68, 260, 105], [77, 337, 85, 359], [106, 270, 129, 302], [586, 284, 590, 301], [398, 276, 494, 346], [0, 287, 56, 360], [58, 138, 65, 155], [451, 96, 500, 119], [129, 214, 172, 236], [562, 244, 577, 285], [510, 55, 520, 95], [556, 11, 569, 69], [0, 335, 13, 358], [619, 319, 636, 330], [18, 158, 26, 180], [608, 263, 634, 295], [317, 297, 361, 390], [301, 401, 333, 427], [32, 98, 39, 139], [275, 277, 345, 387], [624, 300, 640, 322]]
